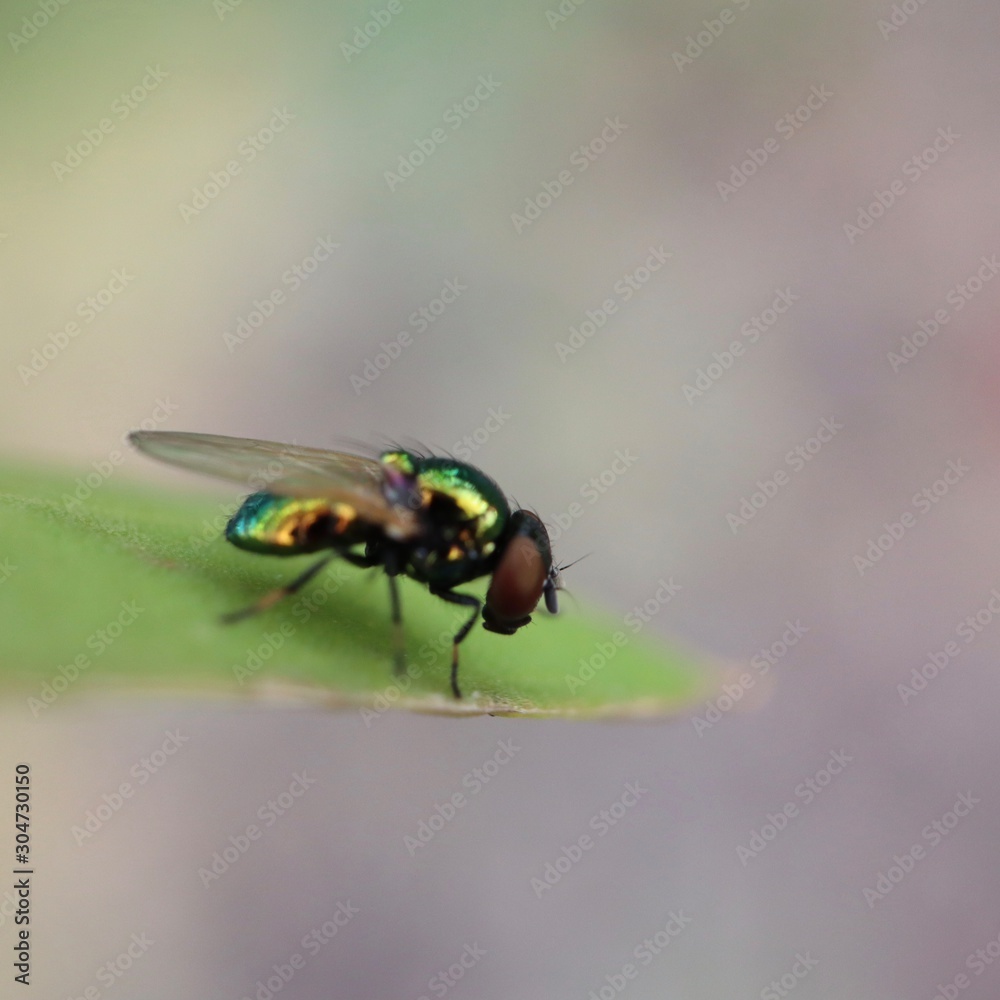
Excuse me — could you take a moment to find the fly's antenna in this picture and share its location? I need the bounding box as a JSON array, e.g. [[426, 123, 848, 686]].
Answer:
[[555, 553, 589, 575]]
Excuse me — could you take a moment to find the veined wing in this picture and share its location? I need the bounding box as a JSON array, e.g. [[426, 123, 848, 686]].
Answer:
[[128, 431, 417, 538]]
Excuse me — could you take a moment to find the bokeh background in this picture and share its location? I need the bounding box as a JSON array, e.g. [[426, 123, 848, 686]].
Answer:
[[3, 1, 1000, 997]]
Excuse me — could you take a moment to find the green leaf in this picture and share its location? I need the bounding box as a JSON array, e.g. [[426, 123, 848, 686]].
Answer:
[[0, 463, 730, 719]]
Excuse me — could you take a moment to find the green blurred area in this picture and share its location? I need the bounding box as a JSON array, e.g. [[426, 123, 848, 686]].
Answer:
[[0, 461, 717, 716]]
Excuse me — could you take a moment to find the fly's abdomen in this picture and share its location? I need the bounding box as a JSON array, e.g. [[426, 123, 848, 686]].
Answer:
[[225, 492, 365, 555]]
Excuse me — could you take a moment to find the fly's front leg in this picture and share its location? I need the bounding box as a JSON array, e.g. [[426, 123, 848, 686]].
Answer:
[[428, 587, 482, 699]]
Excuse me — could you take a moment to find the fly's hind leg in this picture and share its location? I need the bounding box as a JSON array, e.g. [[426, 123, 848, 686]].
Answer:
[[221, 545, 380, 624], [221, 555, 336, 623]]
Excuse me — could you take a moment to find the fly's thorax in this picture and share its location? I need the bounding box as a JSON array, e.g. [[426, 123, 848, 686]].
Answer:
[[379, 452, 512, 587], [225, 491, 370, 555]]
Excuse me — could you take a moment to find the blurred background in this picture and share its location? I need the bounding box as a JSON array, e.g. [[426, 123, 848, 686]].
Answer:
[[3, 0, 1000, 996]]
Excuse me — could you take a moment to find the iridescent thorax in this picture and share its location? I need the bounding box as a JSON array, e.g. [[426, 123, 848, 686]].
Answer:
[[380, 451, 510, 588]]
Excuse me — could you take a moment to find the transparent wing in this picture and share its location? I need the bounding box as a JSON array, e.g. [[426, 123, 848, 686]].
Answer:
[[129, 431, 417, 538]]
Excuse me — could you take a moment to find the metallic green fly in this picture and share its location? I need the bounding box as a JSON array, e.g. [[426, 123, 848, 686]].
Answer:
[[128, 431, 561, 698]]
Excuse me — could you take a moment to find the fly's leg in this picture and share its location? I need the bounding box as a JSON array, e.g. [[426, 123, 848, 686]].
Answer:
[[221, 554, 335, 623], [428, 587, 482, 699], [387, 573, 406, 677], [381, 547, 406, 677], [221, 548, 378, 624]]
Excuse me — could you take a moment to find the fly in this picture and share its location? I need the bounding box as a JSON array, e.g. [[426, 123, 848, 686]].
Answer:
[[128, 431, 561, 698]]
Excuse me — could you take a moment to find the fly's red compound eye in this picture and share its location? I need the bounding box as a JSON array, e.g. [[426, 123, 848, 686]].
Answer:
[[483, 533, 548, 634]]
